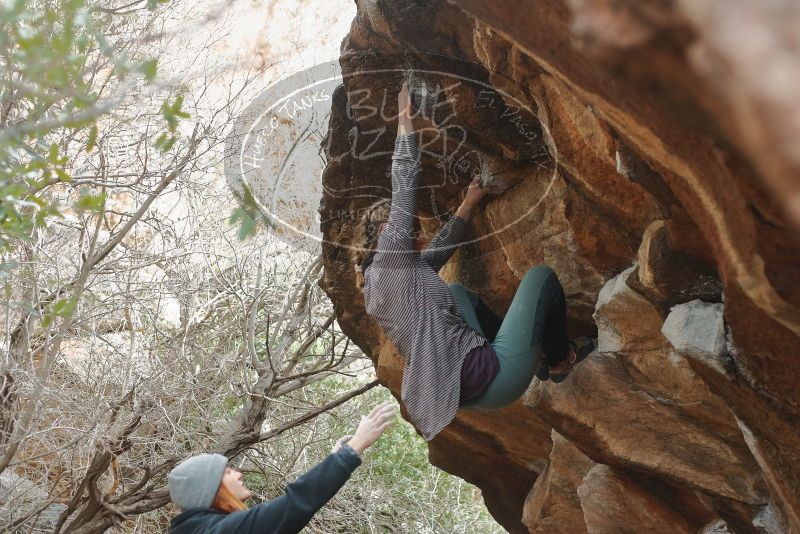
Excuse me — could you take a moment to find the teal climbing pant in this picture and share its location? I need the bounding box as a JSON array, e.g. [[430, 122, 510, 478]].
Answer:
[[448, 265, 568, 410]]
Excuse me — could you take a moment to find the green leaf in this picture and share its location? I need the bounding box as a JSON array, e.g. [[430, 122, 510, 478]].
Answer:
[[141, 58, 157, 81], [172, 94, 184, 112], [155, 132, 176, 152], [86, 125, 98, 152], [75, 191, 106, 212], [52, 298, 76, 317], [155, 131, 168, 148], [229, 207, 257, 241], [161, 135, 176, 152], [55, 168, 71, 182]]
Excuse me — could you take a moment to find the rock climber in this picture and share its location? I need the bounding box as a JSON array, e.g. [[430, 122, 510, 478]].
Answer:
[[353, 82, 595, 441], [167, 402, 395, 533]]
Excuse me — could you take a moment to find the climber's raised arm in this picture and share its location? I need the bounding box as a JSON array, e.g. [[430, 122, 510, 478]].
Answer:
[[421, 177, 489, 272], [396, 81, 414, 137], [167, 403, 396, 534], [375, 82, 421, 256], [455, 177, 489, 221]]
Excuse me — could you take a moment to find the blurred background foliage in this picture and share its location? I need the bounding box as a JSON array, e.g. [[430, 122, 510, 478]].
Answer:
[[0, 1, 503, 532]]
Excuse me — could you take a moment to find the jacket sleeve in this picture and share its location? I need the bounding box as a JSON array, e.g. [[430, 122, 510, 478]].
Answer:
[[214, 445, 362, 534], [420, 215, 470, 273], [374, 132, 421, 264]]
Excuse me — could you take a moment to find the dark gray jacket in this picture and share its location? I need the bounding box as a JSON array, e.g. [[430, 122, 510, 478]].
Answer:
[[169, 446, 361, 534]]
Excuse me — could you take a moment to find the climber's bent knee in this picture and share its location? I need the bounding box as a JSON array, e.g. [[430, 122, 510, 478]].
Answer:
[[522, 264, 555, 281]]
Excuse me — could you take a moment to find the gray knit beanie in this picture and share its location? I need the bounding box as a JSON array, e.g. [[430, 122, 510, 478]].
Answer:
[[168, 453, 228, 510]]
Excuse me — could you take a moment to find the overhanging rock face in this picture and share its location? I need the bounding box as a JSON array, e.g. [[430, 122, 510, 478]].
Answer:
[[317, 1, 800, 532]]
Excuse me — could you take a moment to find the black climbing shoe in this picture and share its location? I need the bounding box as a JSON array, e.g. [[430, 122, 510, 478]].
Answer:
[[534, 359, 550, 381], [550, 337, 597, 383]]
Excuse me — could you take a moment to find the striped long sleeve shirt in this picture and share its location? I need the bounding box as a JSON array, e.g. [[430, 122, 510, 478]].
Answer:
[[363, 132, 487, 441]]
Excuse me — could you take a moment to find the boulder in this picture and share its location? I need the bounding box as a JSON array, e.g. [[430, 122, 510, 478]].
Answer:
[[523, 430, 592, 533], [593, 265, 665, 352], [662, 299, 733, 378], [578, 465, 708, 534], [318, 0, 800, 531]]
